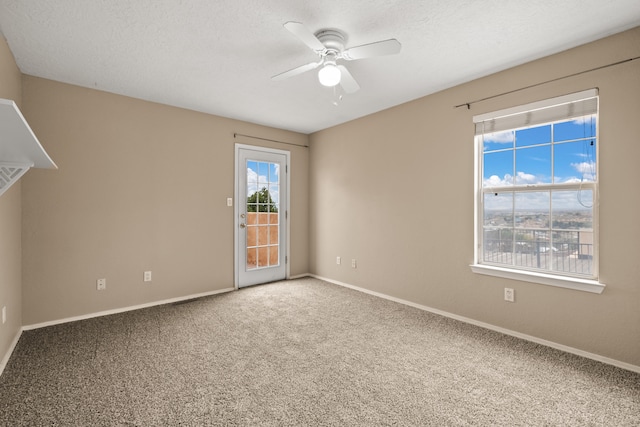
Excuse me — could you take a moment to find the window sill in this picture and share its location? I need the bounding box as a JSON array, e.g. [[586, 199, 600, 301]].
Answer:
[[470, 264, 605, 294]]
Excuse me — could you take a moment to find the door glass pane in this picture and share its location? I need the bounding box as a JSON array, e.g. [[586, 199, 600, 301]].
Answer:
[[257, 247, 269, 267], [258, 162, 269, 185], [269, 184, 279, 205], [247, 225, 257, 247], [246, 161, 259, 214], [246, 159, 280, 270], [269, 224, 278, 244], [269, 163, 279, 182], [269, 245, 279, 265], [247, 248, 257, 270], [257, 225, 268, 246]]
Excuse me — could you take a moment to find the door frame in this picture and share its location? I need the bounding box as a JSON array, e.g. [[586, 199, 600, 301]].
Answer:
[[234, 143, 291, 289]]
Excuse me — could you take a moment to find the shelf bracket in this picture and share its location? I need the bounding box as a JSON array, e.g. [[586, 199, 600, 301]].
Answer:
[[0, 162, 30, 196]]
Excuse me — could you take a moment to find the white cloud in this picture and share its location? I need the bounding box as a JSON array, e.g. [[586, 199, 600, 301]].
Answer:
[[571, 161, 595, 174], [484, 174, 513, 187], [484, 131, 513, 144], [246, 167, 268, 196], [484, 170, 548, 187], [571, 161, 596, 181], [560, 177, 583, 184], [247, 168, 258, 196], [247, 167, 258, 183], [515, 171, 538, 184]]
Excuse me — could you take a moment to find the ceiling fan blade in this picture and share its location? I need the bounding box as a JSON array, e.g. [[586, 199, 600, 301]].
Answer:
[[342, 39, 401, 60], [337, 65, 360, 94], [283, 21, 326, 53], [271, 61, 321, 81]]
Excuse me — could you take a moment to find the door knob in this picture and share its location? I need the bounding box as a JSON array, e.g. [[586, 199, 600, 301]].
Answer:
[[240, 223, 246, 228]]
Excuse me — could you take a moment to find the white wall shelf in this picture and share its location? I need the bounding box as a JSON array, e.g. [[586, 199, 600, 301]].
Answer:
[[0, 98, 56, 196]]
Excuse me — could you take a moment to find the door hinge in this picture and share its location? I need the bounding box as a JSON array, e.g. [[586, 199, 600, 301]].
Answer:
[[285, 210, 288, 220], [285, 256, 288, 264], [286, 165, 288, 174]]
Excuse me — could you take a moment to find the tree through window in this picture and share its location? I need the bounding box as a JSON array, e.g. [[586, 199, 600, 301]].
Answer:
[[247, 187, 278, 212]]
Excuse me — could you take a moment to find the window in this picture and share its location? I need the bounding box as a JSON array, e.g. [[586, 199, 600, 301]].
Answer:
[[471, 89, 604, 293]]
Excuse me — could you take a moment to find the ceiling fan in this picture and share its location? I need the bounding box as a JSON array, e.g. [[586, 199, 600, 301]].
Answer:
[[272, 22, 401, 94]]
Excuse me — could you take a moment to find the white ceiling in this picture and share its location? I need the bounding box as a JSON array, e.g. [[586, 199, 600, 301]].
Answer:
[[1, 1, 639, 134]]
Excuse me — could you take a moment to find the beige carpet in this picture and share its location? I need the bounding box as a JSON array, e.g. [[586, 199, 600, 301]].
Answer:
[[1, 277, 638, 426]]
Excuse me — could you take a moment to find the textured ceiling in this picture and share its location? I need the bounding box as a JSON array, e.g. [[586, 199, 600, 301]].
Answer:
[[1, 1, 639, 134]]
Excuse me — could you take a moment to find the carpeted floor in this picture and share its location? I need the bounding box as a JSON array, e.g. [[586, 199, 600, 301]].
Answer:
[[1, 277, 638, 426]]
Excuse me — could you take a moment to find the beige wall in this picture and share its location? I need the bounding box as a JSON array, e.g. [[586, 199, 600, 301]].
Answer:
[[21, 77, 309, 325], [309, 27, 640, 367], [0, 36, 23, 363]]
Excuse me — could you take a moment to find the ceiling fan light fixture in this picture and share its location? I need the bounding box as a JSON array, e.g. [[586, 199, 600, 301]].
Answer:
[[318, 63, 341, 87]]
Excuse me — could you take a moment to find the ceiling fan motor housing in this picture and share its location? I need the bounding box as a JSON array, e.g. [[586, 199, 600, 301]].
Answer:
[[314, 29, 346, 54]]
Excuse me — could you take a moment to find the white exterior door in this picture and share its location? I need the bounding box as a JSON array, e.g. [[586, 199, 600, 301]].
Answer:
[[235, 145, 288, 288]]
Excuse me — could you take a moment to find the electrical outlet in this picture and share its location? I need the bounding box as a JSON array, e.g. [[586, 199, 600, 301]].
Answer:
[[2, 306, 6, 324], [336, 256, 341, 265], [504, 288, 515, 302], [351, 259, 357, 268], [97, 278, 106, 291], [144, 271, 152, 282], [226, 197, 233, 207]]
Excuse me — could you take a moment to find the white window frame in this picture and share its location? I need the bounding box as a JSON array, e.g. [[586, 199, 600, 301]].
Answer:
[[470, 89, 605, 294]]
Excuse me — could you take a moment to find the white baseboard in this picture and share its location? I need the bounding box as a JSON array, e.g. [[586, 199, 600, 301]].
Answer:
[[0, 328, 23, 377], [310, 274, 640, 374], [23, 287, 235, 331]]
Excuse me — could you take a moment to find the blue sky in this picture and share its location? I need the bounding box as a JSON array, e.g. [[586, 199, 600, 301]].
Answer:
[[483, 115, 596, 187]]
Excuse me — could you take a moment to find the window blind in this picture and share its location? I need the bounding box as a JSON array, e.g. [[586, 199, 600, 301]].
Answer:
[[473, 89, 598, 135]]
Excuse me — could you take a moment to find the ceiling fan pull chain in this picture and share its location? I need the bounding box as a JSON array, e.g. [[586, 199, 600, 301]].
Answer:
[[332, 86, 344, 106]]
